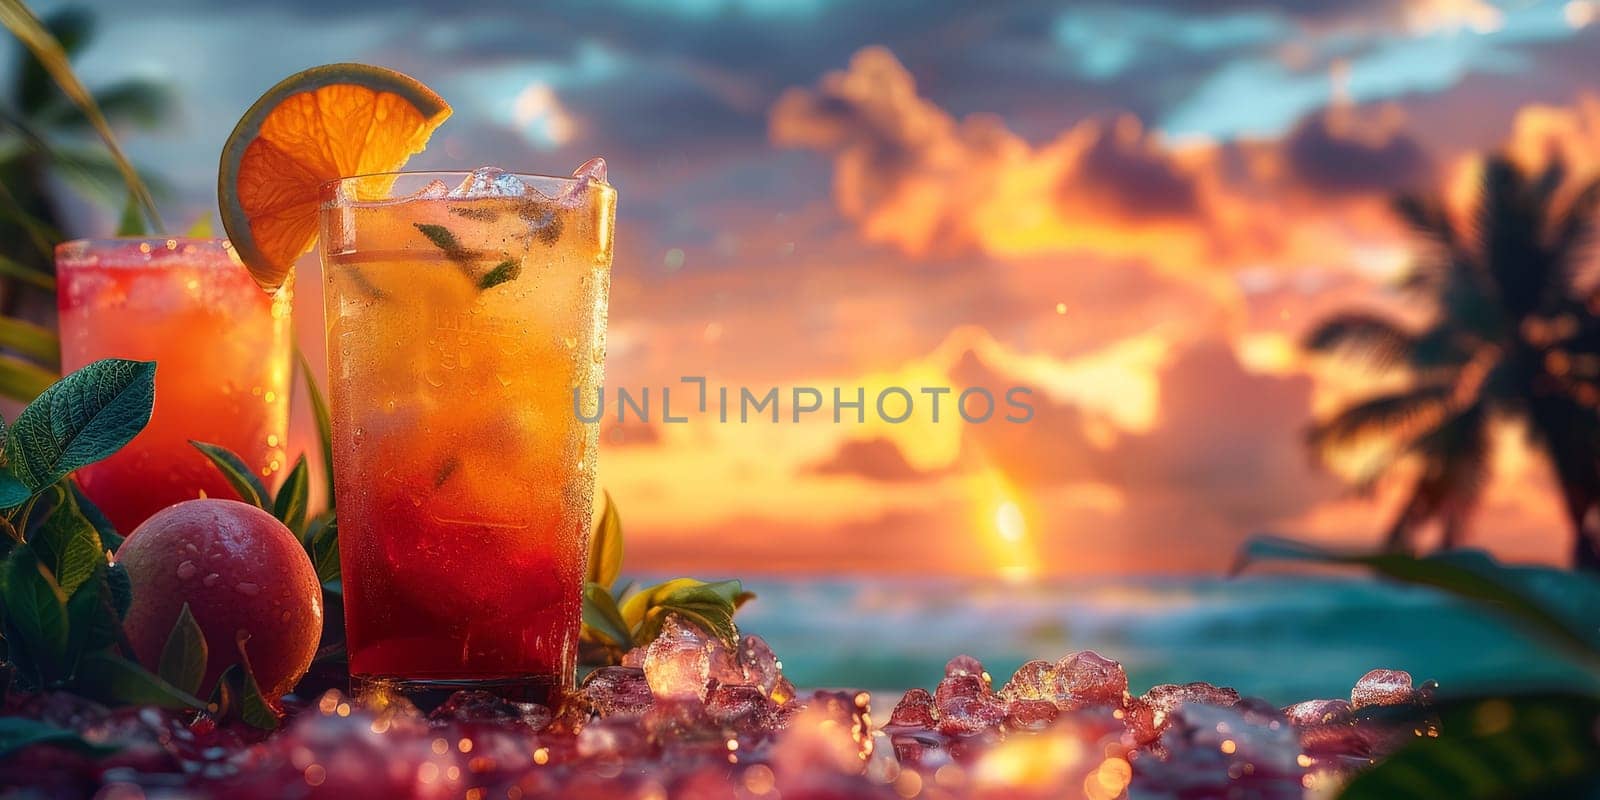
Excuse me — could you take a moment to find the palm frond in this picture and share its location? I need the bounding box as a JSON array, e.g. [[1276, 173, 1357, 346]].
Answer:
[[1307, 383, 1455, 454], [1550, 175, 1600, 294], [1303, 310, 1418, 370]]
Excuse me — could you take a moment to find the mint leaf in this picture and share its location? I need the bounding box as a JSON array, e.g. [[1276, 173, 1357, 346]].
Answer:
[[189, 441, 268, 509], [478, 259, 521, 290], [32, 487, 104, 597], [75, 651, 205, 710], [586, 490, 622, 589], [158, 603, 207, 696], [0, 717, 115, 759], [2, 546, 69, 684], [414, 223, 466, 261], [295, 348, 336, 508], [273, 455, 309, 536], [6, 359, 155, 492], [582, 582, 633, 648]]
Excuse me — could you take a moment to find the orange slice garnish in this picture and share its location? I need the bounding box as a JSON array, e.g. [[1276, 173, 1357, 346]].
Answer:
[[218, 63, 451, 290]]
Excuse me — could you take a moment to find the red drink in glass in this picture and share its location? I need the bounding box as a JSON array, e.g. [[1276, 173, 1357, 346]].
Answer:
[[56, 238, 292, 532]]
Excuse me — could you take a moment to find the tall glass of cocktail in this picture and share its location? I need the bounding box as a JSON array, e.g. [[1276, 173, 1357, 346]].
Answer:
[[55, 238, 292, 532], [319, 163, 614, 701]]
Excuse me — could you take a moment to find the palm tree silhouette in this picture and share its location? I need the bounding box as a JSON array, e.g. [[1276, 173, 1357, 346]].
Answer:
[[1306, 154, 1600, 570]]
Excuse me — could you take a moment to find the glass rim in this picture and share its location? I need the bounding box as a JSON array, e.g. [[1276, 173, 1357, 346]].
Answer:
[[55, 237, 242, 268], [319, 169, 615, 205]]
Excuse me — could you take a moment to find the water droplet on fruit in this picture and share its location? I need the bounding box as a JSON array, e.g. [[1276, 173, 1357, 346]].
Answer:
[[203, 573, 221, 587], [236, 582, 260, 596], [177, 560, 197, 579]]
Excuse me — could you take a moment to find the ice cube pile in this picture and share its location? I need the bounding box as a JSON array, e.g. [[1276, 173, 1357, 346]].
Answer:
[[1, 616, 1440, 799]]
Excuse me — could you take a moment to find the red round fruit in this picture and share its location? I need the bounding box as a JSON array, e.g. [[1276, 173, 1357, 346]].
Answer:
[[117, 499, 323, 701]]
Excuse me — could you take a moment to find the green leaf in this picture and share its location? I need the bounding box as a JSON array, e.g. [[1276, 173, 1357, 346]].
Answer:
[[75, 651, 205, 710], [69, 483, 122, 552], [0, 253, 57, 292], [158, 603, 207, 697], [0, 0, 164, 231], [582, 582, 633, 648], [295, 348, 335, 507], [104, 560, 131, 618], [1338, 694, 1600, 800], [31, 485, 103, 597], [232, 634, 280, 729], [0, 315, 59, 368], [305, 513, 339, 585], [414, 223, 466, 261], [6, 358, 155, 491], [0, 353, 59, 404], [185, 215, 213, 238], [66, 563, 123, 659], [637, 579, 743, 645], [1234, 537, 1600, 670], [189, 441, 268, 508], [478, 259, 521, 290], [114, 191, 145, 236], [2, 545, 69, 682], [0, 716, 114, 759], [0, 472, 30, 508], [273, 455, 309, 535], [586, 490, 623, 589]]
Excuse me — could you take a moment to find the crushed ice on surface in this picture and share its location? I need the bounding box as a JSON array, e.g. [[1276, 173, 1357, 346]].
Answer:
[[449, 166, 529, 198], [4, 618, 1443, 799]]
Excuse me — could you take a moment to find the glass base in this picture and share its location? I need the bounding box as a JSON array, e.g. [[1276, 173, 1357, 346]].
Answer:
[[351, 674, 566, 709]]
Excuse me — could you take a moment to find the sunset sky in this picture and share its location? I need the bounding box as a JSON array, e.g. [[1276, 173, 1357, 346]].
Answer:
[[24, 0, 1600, 576]]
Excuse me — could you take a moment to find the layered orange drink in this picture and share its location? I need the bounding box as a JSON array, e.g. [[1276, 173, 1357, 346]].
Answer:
[[319, 163, 614, 699]]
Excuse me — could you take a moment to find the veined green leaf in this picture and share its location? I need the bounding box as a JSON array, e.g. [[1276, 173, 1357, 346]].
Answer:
[[0, 316, 59, 369], [158, 603, 207, 697], [586, 491, 623, 590], [75, 651, 205, 710], [0, 716, 114, 758], [6, 359, 154, 491], [0, 473, 31, 509], [2, 545, 69, 682], [189, 441, 268, 509], [295, 348, 335, 507], [273, 455, 309, 536], [30, 485, 103, 597], [582, 582, 633, 648], [0, 0, 164, 231], [0, 353, 58, 404]]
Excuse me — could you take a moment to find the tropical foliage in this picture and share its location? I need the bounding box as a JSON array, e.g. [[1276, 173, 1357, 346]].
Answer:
[[1306, 156, 1600, 569]]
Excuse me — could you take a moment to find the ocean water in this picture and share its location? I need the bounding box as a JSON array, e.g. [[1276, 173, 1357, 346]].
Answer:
[[727, 574, 1596, 705]]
